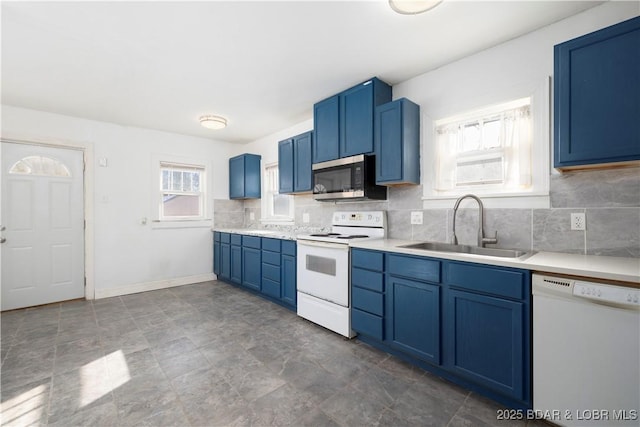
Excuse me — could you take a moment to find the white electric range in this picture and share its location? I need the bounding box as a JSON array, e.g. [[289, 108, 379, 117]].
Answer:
[[296, 211, 386, 337]]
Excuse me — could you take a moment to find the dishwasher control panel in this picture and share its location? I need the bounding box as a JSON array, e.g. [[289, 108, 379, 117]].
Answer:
[[573, 281, 640, 307]]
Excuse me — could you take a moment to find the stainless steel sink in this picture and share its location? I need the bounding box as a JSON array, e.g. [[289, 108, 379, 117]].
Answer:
[[398, 241, 531, 259]]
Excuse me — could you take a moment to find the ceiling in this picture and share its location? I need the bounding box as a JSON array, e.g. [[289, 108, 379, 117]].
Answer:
[[1, 1, 604, 143]]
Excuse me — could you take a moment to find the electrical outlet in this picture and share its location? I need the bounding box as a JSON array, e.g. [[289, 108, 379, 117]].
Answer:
[[571, 212, 586, 231], [249, 212, 255, 221], [411, 211, 423, 225], [302, 212, 310, 223]]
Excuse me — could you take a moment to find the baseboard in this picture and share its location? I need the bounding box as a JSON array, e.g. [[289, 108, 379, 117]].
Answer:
[[94, 273, 216, 299]]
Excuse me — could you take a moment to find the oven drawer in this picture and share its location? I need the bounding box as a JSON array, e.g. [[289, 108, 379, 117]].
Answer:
[[352, 249, 384, 272], [352, 287, 383, 316], [387, 254, 441, 283], [352, 308, 383, 340], [352, 268, 384, 292]]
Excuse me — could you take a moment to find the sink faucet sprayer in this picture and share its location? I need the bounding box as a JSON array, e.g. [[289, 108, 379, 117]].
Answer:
[[452, 194, 498, 247]]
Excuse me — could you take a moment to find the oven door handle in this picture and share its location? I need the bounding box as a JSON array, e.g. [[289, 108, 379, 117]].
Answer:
[[296, 240, 350, 251]]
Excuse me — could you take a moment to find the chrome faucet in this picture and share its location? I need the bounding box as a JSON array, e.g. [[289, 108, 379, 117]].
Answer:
[[452, 194, 498, 247]]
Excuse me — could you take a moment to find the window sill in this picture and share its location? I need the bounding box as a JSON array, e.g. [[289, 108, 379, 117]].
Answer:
[[151, 219, 212, 229], [422, 193, 550, 209]]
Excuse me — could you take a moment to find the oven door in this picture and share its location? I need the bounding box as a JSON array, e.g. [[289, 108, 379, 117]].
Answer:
[[296, 240, 349, 307]]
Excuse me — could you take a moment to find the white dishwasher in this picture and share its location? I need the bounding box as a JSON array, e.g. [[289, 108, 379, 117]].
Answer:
[[533, 274, 640, 426]]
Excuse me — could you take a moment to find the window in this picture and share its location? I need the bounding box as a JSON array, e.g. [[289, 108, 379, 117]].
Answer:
[[424, 78, 550, 208], [435, 98, 531, 192], [159, 162, 205, 220], [261, 163, 294, 223], [9, 156, 71, 177]]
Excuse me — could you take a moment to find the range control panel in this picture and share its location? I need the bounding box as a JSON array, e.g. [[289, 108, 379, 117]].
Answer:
[[333, 211, 385, 227]]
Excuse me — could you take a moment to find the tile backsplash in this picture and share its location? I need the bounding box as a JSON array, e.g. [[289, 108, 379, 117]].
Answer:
[[214, 166, 640, 257]]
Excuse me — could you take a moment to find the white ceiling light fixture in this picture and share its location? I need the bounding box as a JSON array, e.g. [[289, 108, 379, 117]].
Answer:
[[389, 0, 443, 15], [199, 115, 227, 130]]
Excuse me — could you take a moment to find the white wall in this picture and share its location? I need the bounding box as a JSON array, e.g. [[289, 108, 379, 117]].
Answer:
[[1, 105, 235, 297], [232, 118, 314, 165]]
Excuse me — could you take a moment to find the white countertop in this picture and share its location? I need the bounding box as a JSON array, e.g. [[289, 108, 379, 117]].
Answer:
[[350, 239, 640, 285], [213, 228, 297, 240], [213, 230, 640, 284]]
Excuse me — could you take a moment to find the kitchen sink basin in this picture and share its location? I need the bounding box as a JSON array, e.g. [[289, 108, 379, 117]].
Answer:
[[398, 241, 531, 259]]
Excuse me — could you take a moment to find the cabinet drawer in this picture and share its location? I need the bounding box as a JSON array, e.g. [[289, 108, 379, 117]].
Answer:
[[231, 234, 242, 246], [220, 233, 230, 244], [282, 240, 296, 256], [352, 267, 384, 292], [262, 263, 281, 282], [387, 254, 440, 283], [214, 232, 221, 242], [352, 308, 383, 340], [352, 287, 383, 316], [262, 278, 280, 299], [262, 238, 281, 253], [352, 249, 383, 271], [262, 250, 281, 266], [242, 235, 261, 249], [446, 262, 527, 300]]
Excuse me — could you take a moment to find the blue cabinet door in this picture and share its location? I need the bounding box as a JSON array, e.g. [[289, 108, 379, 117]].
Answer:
[[554, 16, 640, 168], [313, 95, 340, 163], [229, 154, 261, 199], [281, 254, 296, 308], [341, 78, 393, 158], [242, 247, 261, 291], [386, 276, 441, 364], [278, 138, 294, 194], [220, 242, 231, 281], [375, 98, 420, 185], [229, 155, 245, 199], [445, 289, 525, 401], [213, 241, 220, 275], [230, 244, 242, 284], [293, 131, 313, 192]]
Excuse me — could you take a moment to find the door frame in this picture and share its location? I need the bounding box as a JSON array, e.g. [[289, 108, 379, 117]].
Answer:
[[1, 137, 95, 301]]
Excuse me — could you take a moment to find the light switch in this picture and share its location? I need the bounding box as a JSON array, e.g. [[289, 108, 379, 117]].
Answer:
[[98, 157, 108, 167]]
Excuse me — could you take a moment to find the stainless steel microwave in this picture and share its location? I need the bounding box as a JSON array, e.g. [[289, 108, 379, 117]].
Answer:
[[312, 155, 387, 201]]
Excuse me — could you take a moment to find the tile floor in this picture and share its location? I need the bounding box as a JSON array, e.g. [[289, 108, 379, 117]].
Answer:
[[1, 281, 545, 426]]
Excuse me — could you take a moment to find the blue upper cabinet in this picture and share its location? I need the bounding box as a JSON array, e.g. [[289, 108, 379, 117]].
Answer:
[[229, 153, 261, 199], [279, 131, 313, 194], [313, 77, 392, 163], [554, 16, 640, 169], [313, 95, 340, 163], [278, 138, 294, 194], [375, 98, 420, 185]]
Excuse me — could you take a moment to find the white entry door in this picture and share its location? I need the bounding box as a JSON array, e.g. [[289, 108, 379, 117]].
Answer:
[[1, 142, 85, 311]]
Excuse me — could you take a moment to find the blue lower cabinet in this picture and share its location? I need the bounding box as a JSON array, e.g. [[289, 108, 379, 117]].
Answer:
[[385, 276, 441, 364], [281, 240, 297, 308], [220, 243, 231, 281], [230, 244, 242, 284], [445, 289, 525, 401], [350, 250, 531, 410], [213, 232, 221, 276], [242, 247, 261, 291]]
